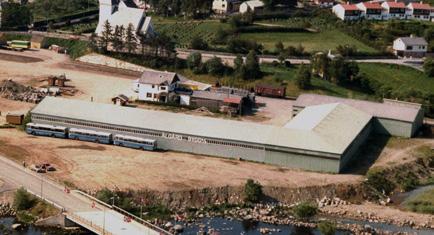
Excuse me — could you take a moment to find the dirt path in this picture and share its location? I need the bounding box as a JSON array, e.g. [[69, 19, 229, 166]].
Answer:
[[373, 138, 434, 167], [0, 129, 362, 192]]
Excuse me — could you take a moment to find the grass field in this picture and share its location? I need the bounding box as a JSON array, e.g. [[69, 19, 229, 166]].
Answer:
[[154, 20, 229, 48], [359, 63, 434, 95], [404, 188, 434, 214], [179, 64, 373, 99], [238, 29, 378, 53]]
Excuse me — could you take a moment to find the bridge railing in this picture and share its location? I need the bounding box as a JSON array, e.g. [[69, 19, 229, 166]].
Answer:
[[74, 190, 173, 235], [66, 212, 114, 235]]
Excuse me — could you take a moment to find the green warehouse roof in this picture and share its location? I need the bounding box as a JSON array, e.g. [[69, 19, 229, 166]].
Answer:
[[31, 97, 372, 155]]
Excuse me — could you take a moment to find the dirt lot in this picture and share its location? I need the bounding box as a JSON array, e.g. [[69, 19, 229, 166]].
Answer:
[[0, 98, 34, 125], [0, 49, 293, 126], [0, 129, 363, 192]]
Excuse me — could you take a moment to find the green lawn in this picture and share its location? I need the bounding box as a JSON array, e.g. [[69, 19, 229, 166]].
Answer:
[[179, 64, 373, 99], [359, 63, 434, 95], [404, 188, 434, 214], [154, 20, 229, 48], [238, 30, 378, 54]]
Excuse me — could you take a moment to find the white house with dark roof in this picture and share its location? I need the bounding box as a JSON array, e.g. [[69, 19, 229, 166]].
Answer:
[[332, 3, 361, 20], [239, 0, 265, 13], [212, 0, 241, 14], [133, 70, 180, 102], [381, 1, 407, 20], [95, 0, 155, 37], [393, 36, 428, 58], [356, 2, 383, 20]]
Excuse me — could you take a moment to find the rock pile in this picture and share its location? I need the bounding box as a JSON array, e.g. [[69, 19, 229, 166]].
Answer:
[[0, 79, 45, 103], [317, 196, 350, 208], [0, 203, 15, 217]]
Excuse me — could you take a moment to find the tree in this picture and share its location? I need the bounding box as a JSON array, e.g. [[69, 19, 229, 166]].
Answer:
[[125, 23, 137, 54], [244, 50, 261, 79], [318, 221, 337, 235], [296, 64, 311, 89], [311, 52, 329, 79], [100, 20, 112, 52], [190, 36, 209, 50], [0, 1, 32, 29], [205, 56, 225, 76], [112, 25, 125, 52], [424, 58, 434, 77], [275, 41, 284, 54], [187, 52, 203, 73], [244, 179, 263, 203], [336, 44, 357, 57], [233, 54, 246, 79], [89, 32, 99, 52], [293, 202, 318, 220], [13, 187, 35, 211]]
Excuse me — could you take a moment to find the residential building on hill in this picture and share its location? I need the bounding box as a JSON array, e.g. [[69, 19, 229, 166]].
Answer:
[[332, 3, 361, 20], [381, 1, 407, 20], [356, 2, 383, 20], [212, 0, 241, 14], [133, 71, 180, 102], [239, 0, 265, 13], [406, 2, 434, 20], [393, 36, 428, 58]]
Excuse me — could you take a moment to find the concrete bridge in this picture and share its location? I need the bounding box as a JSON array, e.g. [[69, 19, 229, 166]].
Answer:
[[0, 156, 171, 235]]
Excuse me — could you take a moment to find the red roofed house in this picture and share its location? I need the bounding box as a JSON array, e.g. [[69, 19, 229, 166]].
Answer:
[[407, 2, 434, 21], [356, 2, 383, 20], [332, 3, 361, 20], [381, 1, 407, 20]]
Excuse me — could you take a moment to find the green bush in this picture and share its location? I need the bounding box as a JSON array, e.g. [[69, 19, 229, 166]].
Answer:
[[293, 202, 318, 220], [243, 179, 263, 203], [318, 221, 337, 235], [13, 187, 36, 211], [366, 168, 395, 195], [41, 37, 90, 59], [16, 211, 36, 224]]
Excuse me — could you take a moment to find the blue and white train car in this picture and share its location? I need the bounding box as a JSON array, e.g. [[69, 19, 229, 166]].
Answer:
[[113, 134, 156, 151], [68, 128, 112, 144], [26, 123, 68, 138]]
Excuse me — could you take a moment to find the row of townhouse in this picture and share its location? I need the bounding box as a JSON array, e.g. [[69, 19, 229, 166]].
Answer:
[[332, 1, 434, 21]]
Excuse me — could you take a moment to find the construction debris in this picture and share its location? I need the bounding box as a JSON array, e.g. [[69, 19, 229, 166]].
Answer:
[[0, 79, 45, 103]]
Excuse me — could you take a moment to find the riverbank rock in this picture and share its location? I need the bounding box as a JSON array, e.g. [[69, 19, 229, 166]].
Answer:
[[11, 223, 21, 230]]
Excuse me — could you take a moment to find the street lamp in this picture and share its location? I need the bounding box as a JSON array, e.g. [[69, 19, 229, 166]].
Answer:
[[110, 195, 119, 207]]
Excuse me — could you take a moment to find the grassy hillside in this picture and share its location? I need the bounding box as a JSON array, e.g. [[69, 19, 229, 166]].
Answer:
[[154, 20, 229, 48], [238, 30, 378, 54], [359, 63, 434, 96], [404, 188, 434, 214], [179, 64, 373, 100]]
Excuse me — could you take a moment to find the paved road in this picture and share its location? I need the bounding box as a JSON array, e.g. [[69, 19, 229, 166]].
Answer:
[[0, 156, 167, 235]]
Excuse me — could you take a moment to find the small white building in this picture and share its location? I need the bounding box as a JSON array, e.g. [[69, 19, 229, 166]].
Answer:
[[133, 71, 180, 102], [239, 0, 265, 14], [406, 2, 434, 21], [332, 3, 361, 21], [212, 0, 241, 14], [381, 1, 407, 20], [393, 36, 428, 58], [356, 2, 383, 20], [95, 0, 155, 37], [313, 0, 335, 8]]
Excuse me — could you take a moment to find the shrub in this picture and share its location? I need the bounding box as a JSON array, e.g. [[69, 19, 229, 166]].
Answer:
[[187, 52, 203, 73], [296, 64, 312, 89], [318, 221, 337, 235], [423, 58, 434, 77], [293, 202, 318, 220], [41, 37, 90, 59], [190, 36, 209, 50], [366, 168, 395, 195], [243, 179, 263, 203], [205, 56, 225, 76], [13, 187, 35, 211]]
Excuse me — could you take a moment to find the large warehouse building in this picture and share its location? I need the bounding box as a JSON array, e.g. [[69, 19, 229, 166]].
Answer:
[[30, 97, 379, 173], [293, 94, 424, 138]]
